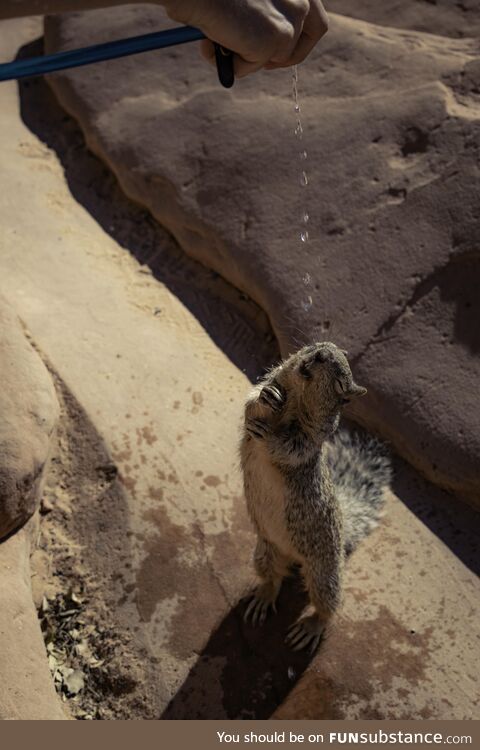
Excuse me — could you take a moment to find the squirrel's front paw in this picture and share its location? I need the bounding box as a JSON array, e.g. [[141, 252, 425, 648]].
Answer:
[[285, 614, 325, 653], [259, 383, 285, 413], [244, 583, 279, 626], [246, 417, 269, 440]]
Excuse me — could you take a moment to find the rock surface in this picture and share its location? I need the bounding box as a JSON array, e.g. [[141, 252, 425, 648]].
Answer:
[[0, 19, 64, 721], [327, 0, 480, 39], [44, 7, 480, 503], [0, 520, 65, 720], [0, 294, 59, 539], [1, 15, 479, 721], [274, 484, 480, 720]]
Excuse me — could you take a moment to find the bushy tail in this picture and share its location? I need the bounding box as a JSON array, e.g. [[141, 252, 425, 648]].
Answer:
[[325, 428, 392, 555]]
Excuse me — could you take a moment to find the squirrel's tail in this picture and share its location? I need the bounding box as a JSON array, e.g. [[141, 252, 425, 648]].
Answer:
[[325, 428, 392, 555]]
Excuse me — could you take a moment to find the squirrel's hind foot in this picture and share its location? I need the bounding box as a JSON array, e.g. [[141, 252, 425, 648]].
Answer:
[[244, 582, 280, 626], [286, 613, 325, 653]]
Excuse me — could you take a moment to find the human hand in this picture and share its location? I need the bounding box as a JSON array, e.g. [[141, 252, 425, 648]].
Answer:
[[162, 0, 329, 78]]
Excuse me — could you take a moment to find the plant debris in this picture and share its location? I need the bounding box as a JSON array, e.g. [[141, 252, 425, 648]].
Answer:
[[32, 369, 158, 720], [38, 589, 132, 718]]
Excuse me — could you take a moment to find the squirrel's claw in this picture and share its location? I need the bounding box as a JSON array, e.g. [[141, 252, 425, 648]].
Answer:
[[259, 384, 285, 412], [246, 418, 269, 440], [293, 632, 321, 653], [244, 595, 268, 626], [244, 589, 278, 626], [286, 615, 324, 653]]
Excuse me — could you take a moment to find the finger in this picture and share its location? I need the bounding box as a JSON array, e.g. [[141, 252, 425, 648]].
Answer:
[[236, 14, 305, 75], [267, 20, 304, 65], [264, 0, 329, 69], [201, 33, 265, 78], [202, 39, 245, 83], [304, 0, 329, 45], [200, 38, 216, 65], [263, 31, 314, 69], [234, 56, 266, 79], [270, 0, 318, 64]]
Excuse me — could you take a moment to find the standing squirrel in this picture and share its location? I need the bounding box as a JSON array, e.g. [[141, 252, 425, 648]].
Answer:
[[240, 341, 391, 652]]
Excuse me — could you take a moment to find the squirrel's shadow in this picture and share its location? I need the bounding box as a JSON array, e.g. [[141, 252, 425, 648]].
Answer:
[[162, 574, 312, 719]]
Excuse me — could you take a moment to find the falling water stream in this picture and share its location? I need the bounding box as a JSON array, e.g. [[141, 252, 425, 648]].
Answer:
[[292, 65, 313, 313]]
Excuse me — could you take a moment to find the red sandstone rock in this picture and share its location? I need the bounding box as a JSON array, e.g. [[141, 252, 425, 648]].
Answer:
[[0, 295, 59, 538], [44, 8, 480, 503], [327, 0, 480, 39], [0, 521, 65, 719]]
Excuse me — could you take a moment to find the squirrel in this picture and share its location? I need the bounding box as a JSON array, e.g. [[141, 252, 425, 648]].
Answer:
[[240, 341, 391, 652]]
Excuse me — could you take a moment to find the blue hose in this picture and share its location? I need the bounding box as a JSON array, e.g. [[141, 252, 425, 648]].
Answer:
[[0, 25, 206, 82]]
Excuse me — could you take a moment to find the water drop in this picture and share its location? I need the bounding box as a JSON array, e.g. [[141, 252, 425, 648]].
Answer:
[[293, 65, 313, 305], [292, 66, 299, 99], [301, 295, 313, 312], [294, 121, 303, 138]]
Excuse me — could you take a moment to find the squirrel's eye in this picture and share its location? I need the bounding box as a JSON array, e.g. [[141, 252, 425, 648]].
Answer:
[[299, 362, 312, 379]]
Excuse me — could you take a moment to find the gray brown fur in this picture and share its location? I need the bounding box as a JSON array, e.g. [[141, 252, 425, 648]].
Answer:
[[240, 342, 391, 651]]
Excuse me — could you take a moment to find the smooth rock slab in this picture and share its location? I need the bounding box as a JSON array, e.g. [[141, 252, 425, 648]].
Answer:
[[274, 487, 480, 720], [45, 8, 480, 503], [0, 294, 59, 539], [327, 0, 480, 39]]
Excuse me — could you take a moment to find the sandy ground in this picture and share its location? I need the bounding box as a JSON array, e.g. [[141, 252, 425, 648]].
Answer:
[[0, 17, 479, 720]]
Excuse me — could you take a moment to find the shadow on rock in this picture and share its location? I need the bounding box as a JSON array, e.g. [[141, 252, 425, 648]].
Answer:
[[162, 574, 313, 719], [17, 38, 278, 385], [392, 456, 480, 577]]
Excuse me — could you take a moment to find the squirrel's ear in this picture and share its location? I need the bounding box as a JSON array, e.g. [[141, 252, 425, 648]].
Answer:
[[347, 383, 367, 398], [335, 379, 367, 398]]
